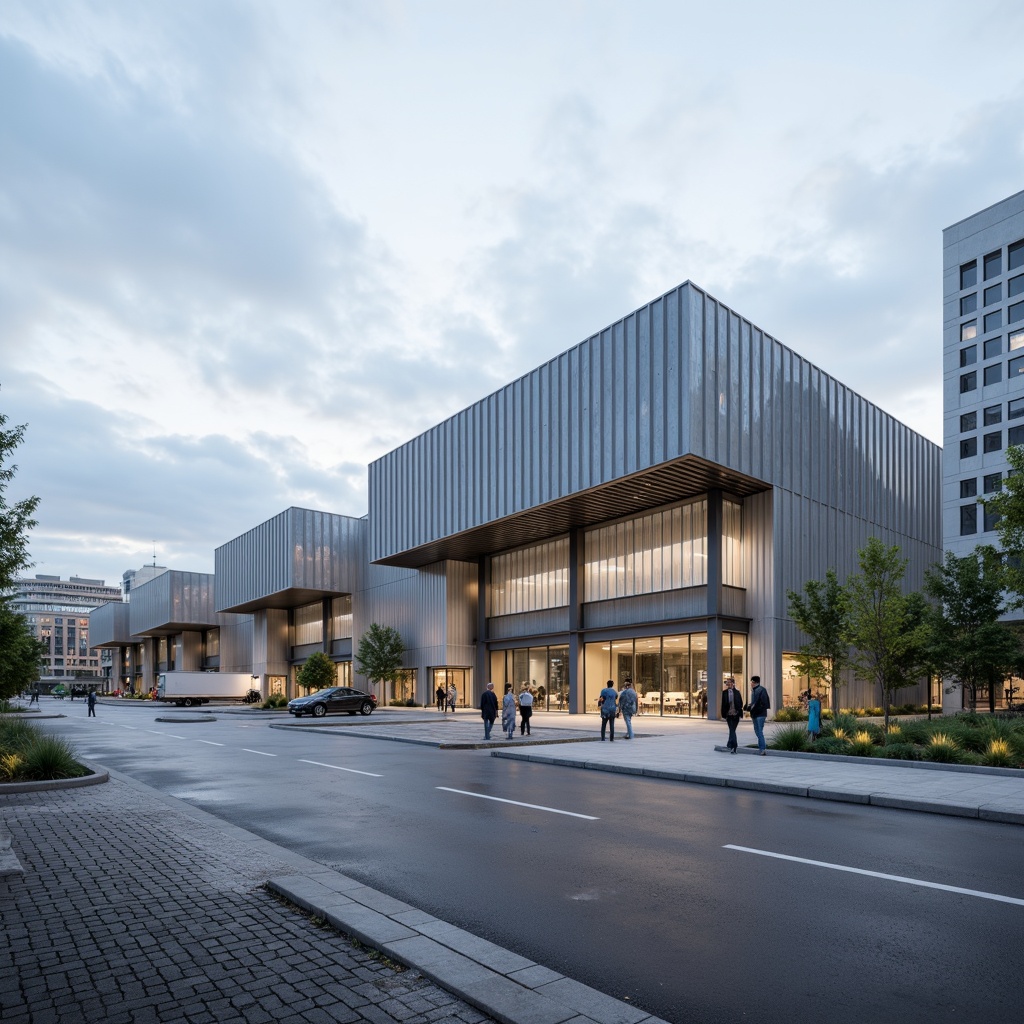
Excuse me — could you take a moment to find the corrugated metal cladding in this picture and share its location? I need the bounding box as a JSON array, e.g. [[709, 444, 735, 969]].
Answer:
[[129, 571, 216, 635], [87, 601, 130, 646], [215, 508, 364, 612], [368, 282, 941, 563]]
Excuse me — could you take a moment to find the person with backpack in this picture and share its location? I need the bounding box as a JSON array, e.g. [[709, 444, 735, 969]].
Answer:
[[618, 678, 638, 739]]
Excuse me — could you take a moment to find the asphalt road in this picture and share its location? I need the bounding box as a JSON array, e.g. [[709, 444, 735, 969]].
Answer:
[[37, 703, 1024, 1024]]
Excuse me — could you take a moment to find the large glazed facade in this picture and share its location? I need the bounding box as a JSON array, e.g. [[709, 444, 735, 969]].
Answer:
[[367, 281, 942, 716]]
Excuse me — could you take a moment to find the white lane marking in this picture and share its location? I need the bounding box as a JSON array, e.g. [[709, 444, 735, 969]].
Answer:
[[298, 759, 382, 778], [163, 734, 186, 739], [437, 787, 599, 820], [119, 725, 138, 730], [242, 748, 276, 757], [146, 730, 169, 736], [197, 740, 224, 746], [724, 845, 1024, 907]]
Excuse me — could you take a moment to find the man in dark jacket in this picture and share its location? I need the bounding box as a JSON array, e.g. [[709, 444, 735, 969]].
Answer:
[[748, 675, 770, 755], [721, 678, 743, 753], [480, 682, 499, 740]]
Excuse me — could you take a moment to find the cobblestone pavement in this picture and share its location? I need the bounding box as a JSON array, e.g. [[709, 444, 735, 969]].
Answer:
[[1, 779, 496, 1024]]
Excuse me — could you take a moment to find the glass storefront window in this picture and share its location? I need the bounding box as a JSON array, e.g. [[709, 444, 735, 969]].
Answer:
[[584, 500, 708, 602], [489, 538, 569, 616], [432, 668, 470, 708], [293, 601, 324, 646], [722, 633, 746, 697], [722, 500, 743, 587], [547, 646, 568, 710], [331, 595, 353, 639], [388, 668, 417, 705]]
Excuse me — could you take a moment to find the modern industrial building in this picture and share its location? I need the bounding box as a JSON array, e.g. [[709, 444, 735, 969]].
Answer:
[[14, 574, 121, 682], [943, 188, 1024, 709], [91, 280, 943, 715]]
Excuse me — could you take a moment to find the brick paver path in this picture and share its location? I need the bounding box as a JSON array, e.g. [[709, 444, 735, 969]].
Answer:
[[1, 780, 495, 1024]]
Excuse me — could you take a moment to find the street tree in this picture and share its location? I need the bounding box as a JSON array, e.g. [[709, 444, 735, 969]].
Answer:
[[787, 568, 850, 716], [0, 401, 44, 699], [355, 623, 405, 701], [844, 537, 932, 732], [295, 651, 336, 694], [924, 548, 1021, 712], [981, 444, 1024, 607]]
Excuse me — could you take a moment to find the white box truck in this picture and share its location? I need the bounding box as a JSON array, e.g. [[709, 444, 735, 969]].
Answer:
[[156, 672, 260, 707]]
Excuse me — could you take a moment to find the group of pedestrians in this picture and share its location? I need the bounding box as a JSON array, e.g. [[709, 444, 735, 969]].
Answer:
[[479, 682, 536, 740], [596, 678, 638, 741], [721, 674, 770, 754], [435, 683, 458, 713]]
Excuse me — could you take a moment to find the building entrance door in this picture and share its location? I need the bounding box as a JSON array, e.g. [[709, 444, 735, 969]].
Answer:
[[432, 668, 470, 709]]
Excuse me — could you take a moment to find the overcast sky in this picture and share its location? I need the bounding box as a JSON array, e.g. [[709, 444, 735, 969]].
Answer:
[[2, 0, 1023, 586]]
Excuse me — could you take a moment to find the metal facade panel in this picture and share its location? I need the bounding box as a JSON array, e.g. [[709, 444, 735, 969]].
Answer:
[[215, 508, 364, 611], [487, 608, 571, 642], [88, 601, 130, 646], [369, 282, 941, 570], [129, 571, 216, 634], [583, 588, 709, 630]]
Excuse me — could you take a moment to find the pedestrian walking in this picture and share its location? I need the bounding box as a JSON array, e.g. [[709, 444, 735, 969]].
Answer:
[[598, 680, 618, 741], [501, 684, 517, 739], [618, 678, 638, 739], [721, 677, 743, 753], [518, 686, 534, 735], [480, 682, 498, 740], [87, 690, 97, 717], [436, 685, 446, 712], [447, 683, 457, 713], [746, 675, 770, 754]]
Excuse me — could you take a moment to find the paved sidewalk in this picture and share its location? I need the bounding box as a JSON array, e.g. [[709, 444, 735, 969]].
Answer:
[[1, 769, 668, 1024]]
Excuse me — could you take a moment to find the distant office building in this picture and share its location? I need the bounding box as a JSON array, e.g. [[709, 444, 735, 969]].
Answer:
[[13, 574, 122, 679], [943, 189, 1024, 708], [121, 563, 169, 599]]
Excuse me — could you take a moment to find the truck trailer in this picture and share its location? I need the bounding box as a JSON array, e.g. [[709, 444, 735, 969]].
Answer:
[[156, 672, 260, 707]]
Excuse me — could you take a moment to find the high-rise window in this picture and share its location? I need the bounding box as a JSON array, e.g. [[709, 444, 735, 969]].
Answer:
[[985, 284, 1003, 306], [960, 504, 978, 535], [960, 412, 977, 432], [1010, 300, 1024, 324], [960, 345, 977, 366], [1009, 239, 1024, 272], [984, 473, 1002, 493], [984, 405, 1002, 425], [961, 320, 977, 341], [961, 261, 978, 288], [984, 337, 1002, 360], [292, 601, 324, 646], [985, 250, 1003, 280], [960, 437, 978, 458], [1010, 274, 1024, 298], [984, 364, 1002, 386], [1009, 398, 1024, 420], [984, 311, 1002, 334], [960, 478, 978, 498], [983, 431, 1002, 453], [961, 294, 978, 315]]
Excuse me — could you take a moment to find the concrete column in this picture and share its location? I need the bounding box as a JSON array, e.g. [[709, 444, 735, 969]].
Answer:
[[567, 527, 585, 714], [706, 490, 724, 721], [476, 558, 488, 691]]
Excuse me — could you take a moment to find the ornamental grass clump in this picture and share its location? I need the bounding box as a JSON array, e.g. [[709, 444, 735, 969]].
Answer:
[[924, 732, 961, 764], [19, 735, 86, 781], [849, 729, 876, 756], [768, 724, 810, 751], [982, 738, 1015, 768]]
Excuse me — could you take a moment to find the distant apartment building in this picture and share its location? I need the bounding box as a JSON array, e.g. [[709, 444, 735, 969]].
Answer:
[[13, 574, 122, 679]]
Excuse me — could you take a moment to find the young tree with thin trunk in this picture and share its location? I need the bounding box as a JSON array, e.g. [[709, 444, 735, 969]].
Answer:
[[295, 651, 336, 694], [787, 569, 850, 717], [355, 623, 405, 701], [844, 537, 931, 732]]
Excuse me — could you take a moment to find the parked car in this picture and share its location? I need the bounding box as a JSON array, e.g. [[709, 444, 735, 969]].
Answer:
[[287, 687, 377, 718]]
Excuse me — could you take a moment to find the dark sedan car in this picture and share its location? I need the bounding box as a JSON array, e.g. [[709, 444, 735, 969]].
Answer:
[[287, 687, 377, 718]]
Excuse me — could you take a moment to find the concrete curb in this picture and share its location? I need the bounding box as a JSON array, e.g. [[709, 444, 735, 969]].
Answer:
[[268, 873, 669, 1024], [153, 715, 216, 724], [0, 760, 109, 795], [717, 744, 1024, 778], [490, 750, 1024, 826]]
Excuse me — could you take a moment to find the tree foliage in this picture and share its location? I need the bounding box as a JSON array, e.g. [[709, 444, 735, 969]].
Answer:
[[844, 537, 932, 731], [923, 548, 1021, 711], [787, 568, 850, 716], [355, 623, 405, 696], [0, 401, 43, 699], [295, 650, 337, 694], [982, 444, 1024, 608]]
